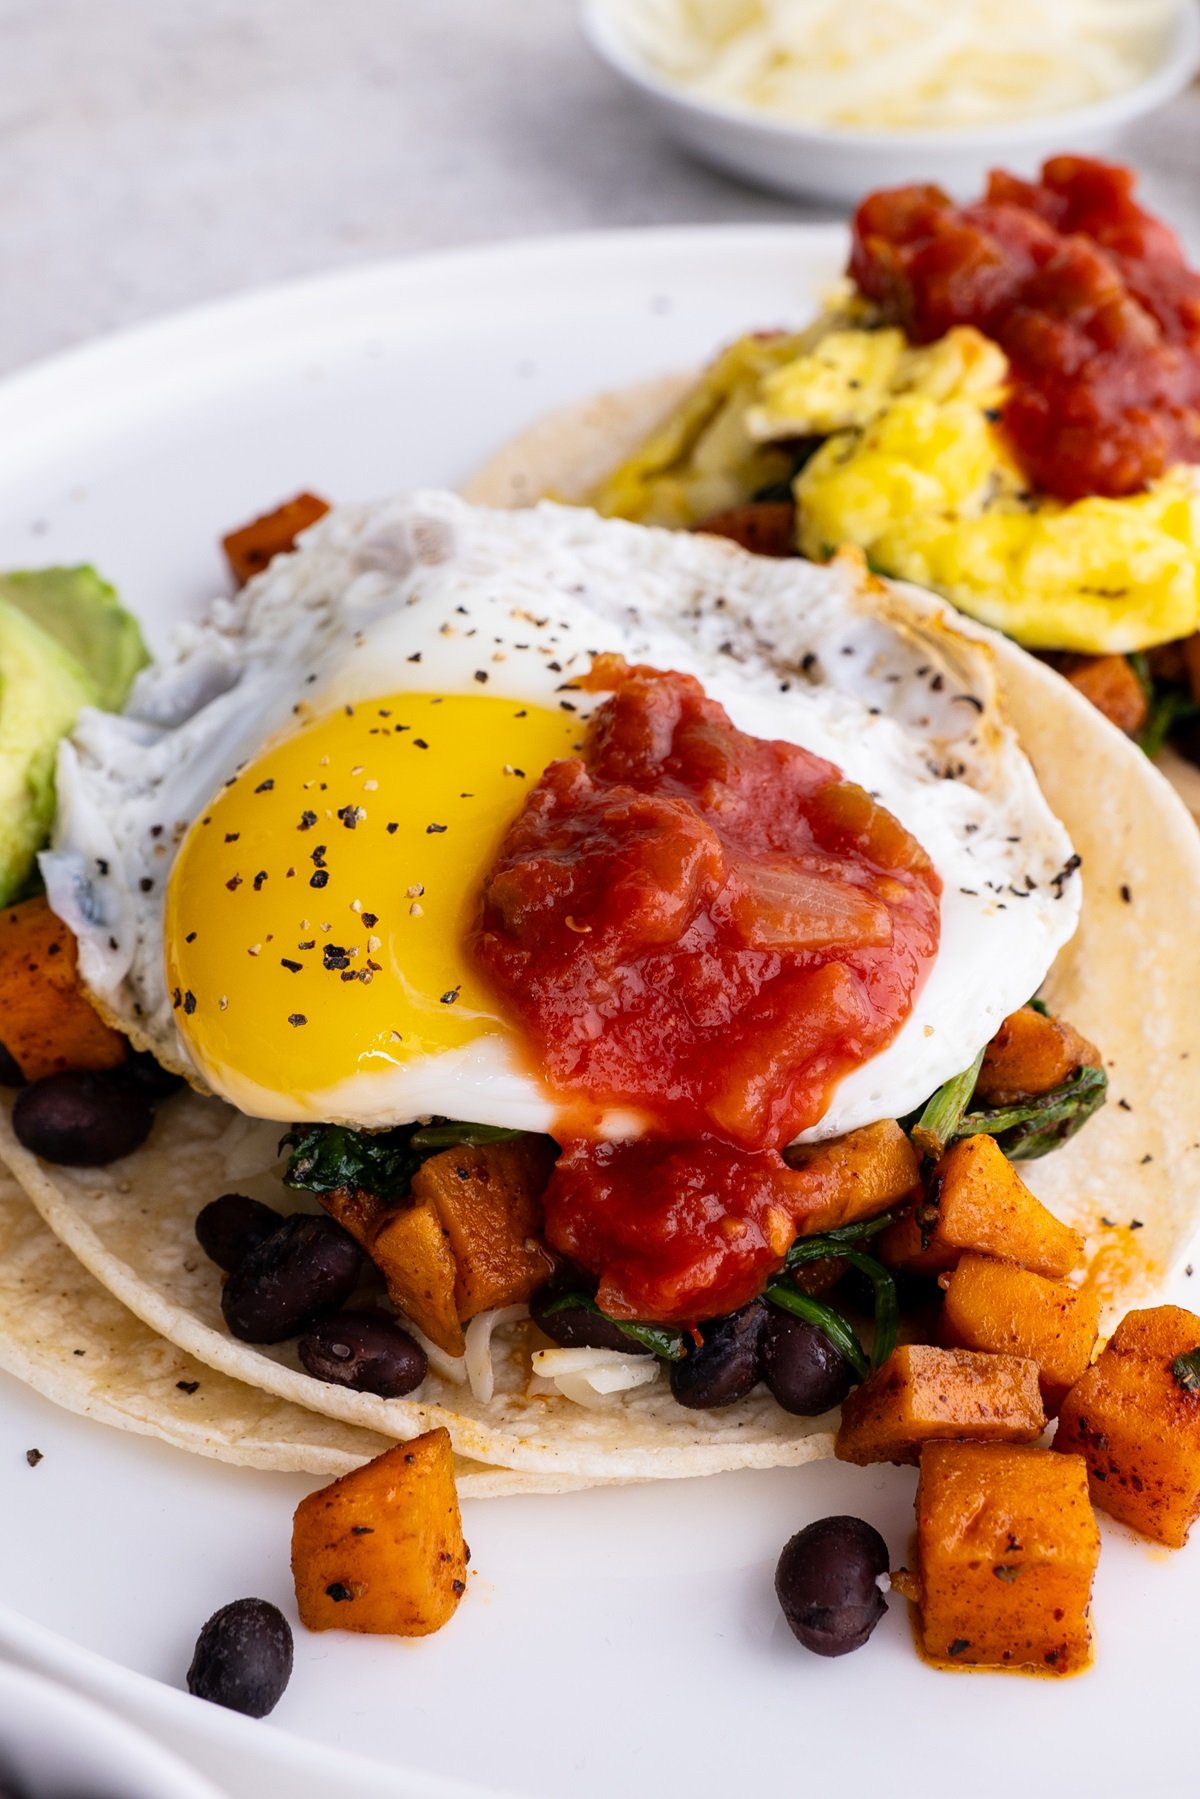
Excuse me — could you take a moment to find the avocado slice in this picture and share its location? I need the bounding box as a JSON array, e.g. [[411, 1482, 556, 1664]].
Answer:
[[0, 566, 147, 713], [0, 598, 100, 902], [0, 567, 149, 905]]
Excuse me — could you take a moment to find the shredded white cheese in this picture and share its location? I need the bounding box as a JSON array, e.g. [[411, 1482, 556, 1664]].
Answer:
[[602, 0, 1177, 130], [407, 1320, 468, 1387], [530, 1346, 661, 1409], [464, 1305, 528, 1404]]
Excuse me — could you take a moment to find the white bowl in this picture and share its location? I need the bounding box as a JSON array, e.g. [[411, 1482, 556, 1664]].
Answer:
[[0, 1659, 225, 1799], [582, 0, 1200, 204]]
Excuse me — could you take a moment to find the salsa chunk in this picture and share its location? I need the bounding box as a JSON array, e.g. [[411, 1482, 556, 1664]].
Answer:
[[850, 157, 1200, 501]]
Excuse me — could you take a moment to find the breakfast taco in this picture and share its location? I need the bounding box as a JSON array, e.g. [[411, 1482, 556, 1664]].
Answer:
[[1, 488, 1197, 1498], [470, 156, 1200, 817]]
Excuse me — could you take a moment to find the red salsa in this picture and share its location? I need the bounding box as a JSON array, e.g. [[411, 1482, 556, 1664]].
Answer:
[[550, 1136, 865, 1324], [850, 156, 1200, 502], [472, 659, 940, 1322]]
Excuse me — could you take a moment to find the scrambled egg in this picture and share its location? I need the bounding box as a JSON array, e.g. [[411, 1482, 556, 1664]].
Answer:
[[749, 324, 1200, 654], [589, 331, 811, 530], [747, 324, 1008, 437]]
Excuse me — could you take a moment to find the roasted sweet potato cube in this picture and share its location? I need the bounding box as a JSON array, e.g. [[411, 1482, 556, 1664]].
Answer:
[[369, 1201, 463, 1357], [317, 1185, 461, 1353], [411, 1138, 556, 1321], [0, 897, 128, 1081], [878, 1135, 1084, 1279], [976, 1005, 1101, 1105], [692, 499, 796, 558], [941, 1254, 1100, 1412], [323, 1137, 555, 1353], [316, 1183, 389, 1251], [792, 1256, 847, 1298], [292, 1430, 467, 1636], [785, 1120, 920, 1235], [1055, 1305, 1200, 1547], [835, 1344, 1045, 1467], [914, 1442, 1099, 1673], [1060, 653, 1148, 737], [222, 491, 330, 586]]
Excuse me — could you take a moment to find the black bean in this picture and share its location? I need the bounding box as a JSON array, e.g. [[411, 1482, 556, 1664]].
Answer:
[[221, 1215, 362, 1343], [762, 1308, 855, 1415], [299, 1310, 428, 1397], [0, 1041, 26, 1087], [529, 1285, 650, 1355], [196, 1193, 286, 1273], [186, 1596, 293, 1717], [775, 1516, 889, 1657], [11, 1070, 153, 1166], [118, 1047, 185, 1100], [669, 1301, 766, 1409]]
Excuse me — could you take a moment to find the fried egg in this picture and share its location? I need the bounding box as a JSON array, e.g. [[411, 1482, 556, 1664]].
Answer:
[[748, 323, 1200, 654], [43, 492, 1081, 1143]]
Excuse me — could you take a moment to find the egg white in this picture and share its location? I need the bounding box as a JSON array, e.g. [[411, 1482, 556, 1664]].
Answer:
[[43, 491, 1081, 1141]]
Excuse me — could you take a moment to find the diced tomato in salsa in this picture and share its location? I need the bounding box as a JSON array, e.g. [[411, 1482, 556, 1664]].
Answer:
[[471, 659, 941, 1321], [548, 1136, 880, 1324], [850, 157, 1200, 501]]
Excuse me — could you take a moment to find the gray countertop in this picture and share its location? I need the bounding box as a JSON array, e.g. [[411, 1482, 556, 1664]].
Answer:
[[1, 0, 1198, 378]]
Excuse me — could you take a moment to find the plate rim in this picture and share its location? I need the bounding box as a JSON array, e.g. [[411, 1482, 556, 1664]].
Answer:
[[0, 1653, 228, 1799], [0, 1595, 505, 1799]]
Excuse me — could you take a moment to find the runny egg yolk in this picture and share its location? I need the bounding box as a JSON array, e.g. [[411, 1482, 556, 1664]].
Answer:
[[164, 693, 582, 1117]]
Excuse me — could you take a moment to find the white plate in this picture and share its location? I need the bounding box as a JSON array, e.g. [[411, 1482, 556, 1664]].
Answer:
[[0, 227, 1197, 1799]]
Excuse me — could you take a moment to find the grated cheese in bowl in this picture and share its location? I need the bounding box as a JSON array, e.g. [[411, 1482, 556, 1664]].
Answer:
[[601, 0, 1180, 131]]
